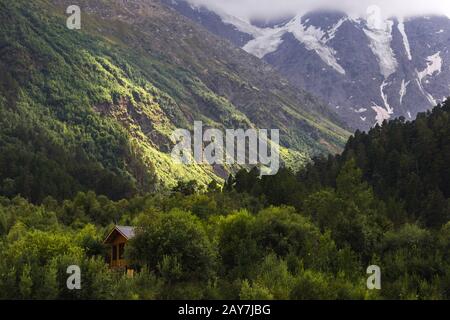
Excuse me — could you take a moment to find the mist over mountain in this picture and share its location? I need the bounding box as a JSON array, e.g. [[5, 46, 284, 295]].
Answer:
[[184, 0, 450, 22]]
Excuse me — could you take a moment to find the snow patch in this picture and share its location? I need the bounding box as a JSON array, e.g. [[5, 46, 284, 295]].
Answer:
[[364, 10, 397, 78], [397, 18, 412, 60], [324, 17, 347, 41], [415, 52, 441, 106], [240, 15, 347, 74], [217, 12, 262, 37], [372, 104, 391, 125], [369, 81, 394, 126], [416, 79, 437, 106], [243, 28, 286, 58], [417, 52, 442, 82], [399, 79, 410, 105], [380, 81, 394, 114], [286, 16, 346, 74]]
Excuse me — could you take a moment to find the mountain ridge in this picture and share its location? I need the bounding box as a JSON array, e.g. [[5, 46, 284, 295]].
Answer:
[[164, 0, 450, 130]]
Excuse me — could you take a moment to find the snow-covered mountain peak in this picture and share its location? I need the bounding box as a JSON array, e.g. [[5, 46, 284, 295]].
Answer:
[[163, 0, 450, 131]]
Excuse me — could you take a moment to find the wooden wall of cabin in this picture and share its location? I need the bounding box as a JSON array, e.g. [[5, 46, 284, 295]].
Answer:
[[109, 233, 127, 268]]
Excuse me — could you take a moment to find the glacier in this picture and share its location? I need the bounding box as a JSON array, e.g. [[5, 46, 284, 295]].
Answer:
[[286, 16, 346, 75], [363, 17, 398, 79]]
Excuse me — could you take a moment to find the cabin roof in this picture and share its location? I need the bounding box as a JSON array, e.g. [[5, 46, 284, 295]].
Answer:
[[116, 226, 135, 239], [104, 225, 136, 244]]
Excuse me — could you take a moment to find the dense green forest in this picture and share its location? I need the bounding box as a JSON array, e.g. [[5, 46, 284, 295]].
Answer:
[[1, 102, 450, 300]]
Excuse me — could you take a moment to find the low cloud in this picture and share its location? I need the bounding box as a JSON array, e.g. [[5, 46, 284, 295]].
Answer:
[[186, 0, 450, 21]]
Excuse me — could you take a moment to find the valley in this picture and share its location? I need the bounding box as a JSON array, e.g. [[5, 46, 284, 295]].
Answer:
[[1, 0, 450, 303]]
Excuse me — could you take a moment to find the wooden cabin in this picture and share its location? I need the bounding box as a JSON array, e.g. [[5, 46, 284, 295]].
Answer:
[[104, 225, 136, 274]]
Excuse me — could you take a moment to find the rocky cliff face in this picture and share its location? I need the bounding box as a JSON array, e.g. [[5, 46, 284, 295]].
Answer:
[[164, 0, 450, 130]]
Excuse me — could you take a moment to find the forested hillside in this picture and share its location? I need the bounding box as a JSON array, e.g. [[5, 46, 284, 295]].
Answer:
[[0, 0, 350, 204], [1, 102, 449, 300], [230, 99, 450, 229]]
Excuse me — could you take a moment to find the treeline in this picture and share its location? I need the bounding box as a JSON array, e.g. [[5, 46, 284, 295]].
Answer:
[[227, 100, 450, 229], [0, 160, 449, 299], [0, 189, 380, 299]]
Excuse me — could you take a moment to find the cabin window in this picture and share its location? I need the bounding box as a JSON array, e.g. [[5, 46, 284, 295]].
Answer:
[[112, 245, 117, 261], [119, 243, 125, 260]]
